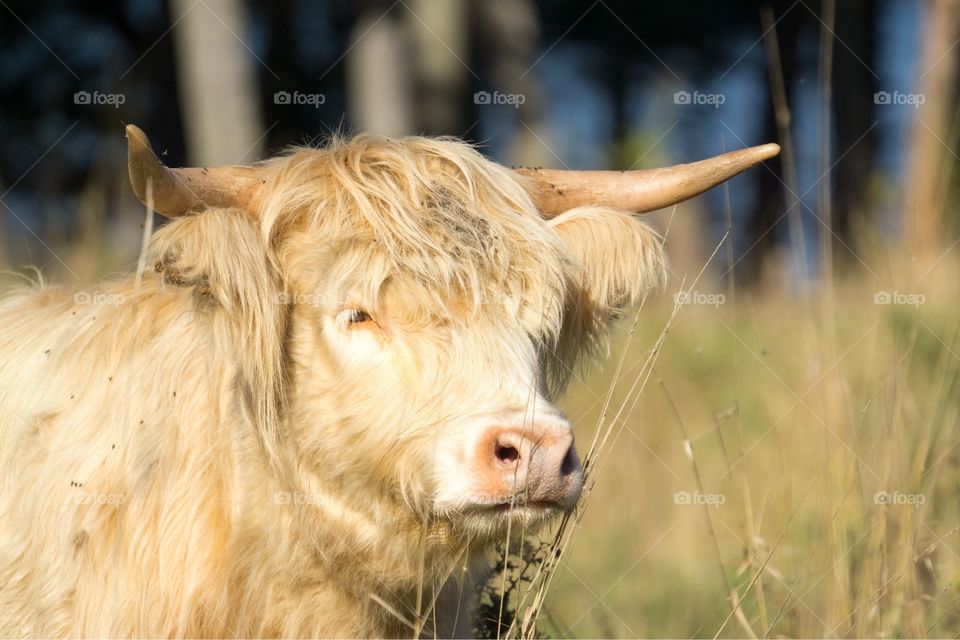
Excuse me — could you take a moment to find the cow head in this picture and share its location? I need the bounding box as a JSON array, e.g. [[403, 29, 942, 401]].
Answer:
[[126, 126, 777, 543]]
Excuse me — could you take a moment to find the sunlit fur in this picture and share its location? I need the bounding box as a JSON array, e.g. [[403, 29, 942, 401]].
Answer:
[[0, 134, 665, 637]]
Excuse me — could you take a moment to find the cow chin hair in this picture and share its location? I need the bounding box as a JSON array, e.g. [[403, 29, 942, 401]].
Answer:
[[442, 505, 561, 544]]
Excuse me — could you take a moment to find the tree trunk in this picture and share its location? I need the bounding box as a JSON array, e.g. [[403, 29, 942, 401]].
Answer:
[[473, 0, 548, 166], [408, 0, 469, 135], [170, 0, 264, 165], [346, 1, 413, 136], [905, 0, 960, 258], [831, 0, 877, 255]]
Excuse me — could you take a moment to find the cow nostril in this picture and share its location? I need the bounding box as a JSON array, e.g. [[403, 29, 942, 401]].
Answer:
[[495, 444, 520, 464], [560, 445, 578, 476]]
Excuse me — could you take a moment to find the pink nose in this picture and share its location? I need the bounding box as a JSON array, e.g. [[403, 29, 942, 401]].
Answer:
[[477, 424, 583, 510]]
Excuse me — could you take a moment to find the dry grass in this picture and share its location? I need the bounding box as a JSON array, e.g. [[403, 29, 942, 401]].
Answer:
[[501, 250, 960, 638]]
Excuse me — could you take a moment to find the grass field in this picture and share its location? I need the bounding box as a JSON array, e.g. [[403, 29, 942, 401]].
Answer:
[[522, 253, 960, 638]]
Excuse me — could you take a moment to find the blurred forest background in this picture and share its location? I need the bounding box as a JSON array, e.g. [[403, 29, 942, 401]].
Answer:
[[3, 1, 960, 638], [1, 0, 957, 282]]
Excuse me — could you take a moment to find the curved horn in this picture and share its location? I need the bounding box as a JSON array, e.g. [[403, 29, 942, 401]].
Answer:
[[516, 143, 780, 217], [126, 124, 262, 218]]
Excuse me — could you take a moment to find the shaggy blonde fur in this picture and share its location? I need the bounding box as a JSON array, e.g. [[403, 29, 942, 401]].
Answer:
[[0, 134, 665, 637]]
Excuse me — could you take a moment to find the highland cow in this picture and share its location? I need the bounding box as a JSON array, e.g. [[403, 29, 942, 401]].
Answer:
[[0, 126, 777, 637]]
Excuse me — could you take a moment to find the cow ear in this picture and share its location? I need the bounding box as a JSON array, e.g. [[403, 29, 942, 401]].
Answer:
[[149, 208, 281, 313], [148, 208, 288, 458], [547, 207, 667, 386]]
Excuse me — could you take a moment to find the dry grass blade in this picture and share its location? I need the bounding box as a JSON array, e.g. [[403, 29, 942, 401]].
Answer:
[[369, 593, 418, 634], [713, 450, 836, 639], [760, 5, 807, 282], [135, 180, 155, 289]]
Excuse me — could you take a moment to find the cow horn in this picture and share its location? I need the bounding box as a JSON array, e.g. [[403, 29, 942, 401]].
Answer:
[[515, 144, 780, 217], [126, 124, 262, 218]]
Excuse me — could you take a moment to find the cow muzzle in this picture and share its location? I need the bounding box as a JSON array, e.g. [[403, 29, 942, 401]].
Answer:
[[474, 420, 583, 512]]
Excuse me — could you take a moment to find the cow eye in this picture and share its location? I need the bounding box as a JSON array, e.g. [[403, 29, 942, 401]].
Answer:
[[337, 308, 374, 329], [347, 309, 372, 324]]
